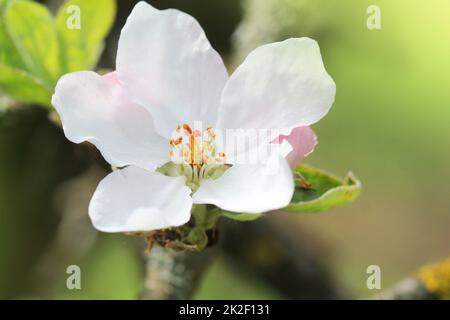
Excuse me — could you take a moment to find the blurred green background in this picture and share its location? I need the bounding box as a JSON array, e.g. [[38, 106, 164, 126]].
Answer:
[[0, 0, 449, 299]]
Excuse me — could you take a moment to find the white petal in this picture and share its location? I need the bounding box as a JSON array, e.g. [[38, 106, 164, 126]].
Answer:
[[89, 166, 192, 232], [217, 38, 335, 134], [52, 71, 168, 170], [193, 155, 294, 213], [116, 1, 229, 137], [217, 127, 293, 166]]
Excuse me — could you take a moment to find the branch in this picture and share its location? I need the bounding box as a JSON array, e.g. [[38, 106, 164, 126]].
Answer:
[[373, 257, 450, 300], [140, 246, 216, 300]]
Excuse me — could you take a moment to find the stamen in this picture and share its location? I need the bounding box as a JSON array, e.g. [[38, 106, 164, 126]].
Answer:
[[169, 124, 226, 166]]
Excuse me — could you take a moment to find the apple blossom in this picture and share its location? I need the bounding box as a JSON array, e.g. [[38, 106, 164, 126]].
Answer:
[[52, 1, 335, 233]]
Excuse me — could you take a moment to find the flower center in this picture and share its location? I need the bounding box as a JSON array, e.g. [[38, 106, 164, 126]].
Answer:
[[158, 124, 229, 192], [169, 124, 225, 165]]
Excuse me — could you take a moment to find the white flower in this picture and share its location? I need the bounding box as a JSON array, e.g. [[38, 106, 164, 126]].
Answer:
[[52, 1, 335, 233]]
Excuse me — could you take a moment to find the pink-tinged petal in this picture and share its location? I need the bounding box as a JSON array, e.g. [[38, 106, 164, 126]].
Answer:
[[89, 166, 192, 232], [103, 71, 120, 85], [217, 38, 335, 136], [273, 126, 317, 168], [116, 1, 229, 138], [193, 155, 294, 213], [52, 71, 168, 170]]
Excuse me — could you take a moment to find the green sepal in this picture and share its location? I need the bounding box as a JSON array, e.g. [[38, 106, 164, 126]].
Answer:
[[220, 210, 263, 222]]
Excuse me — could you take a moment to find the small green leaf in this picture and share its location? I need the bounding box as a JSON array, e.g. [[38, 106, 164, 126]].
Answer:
[[4, 0, 61, 86], [284, 164, 361, 213], [0, 1, 25, 69], [0, 64, 52, 107], [56, 0, 116, 72], [221, 210, 263, 222]]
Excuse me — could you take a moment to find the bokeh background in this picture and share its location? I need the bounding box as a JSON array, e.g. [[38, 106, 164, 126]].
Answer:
[[0, 0, 449, 299]]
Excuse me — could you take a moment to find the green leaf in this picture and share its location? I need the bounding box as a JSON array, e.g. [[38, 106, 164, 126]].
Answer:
[[221, 210, 263, 222], [0, 1, 24, 69], [0, 0, 52, 107], [284, 164, 361, 213], [4, 0, 61, 86], [0, 0, 115, 107], [0, 0, 10, 11], [0, 25, 23, 69], [0, 64, 52, 107], [0, 22, 24, 70], [56, 0, 116, 72]]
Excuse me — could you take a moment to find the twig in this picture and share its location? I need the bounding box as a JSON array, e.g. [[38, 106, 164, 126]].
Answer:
[[373, 257, 450, 300], [140, 246, 216, 300]]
